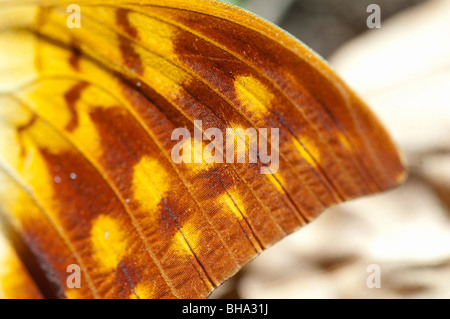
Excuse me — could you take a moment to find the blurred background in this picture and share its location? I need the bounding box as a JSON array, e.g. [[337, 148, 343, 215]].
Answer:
[[211, 0, 450, 299]]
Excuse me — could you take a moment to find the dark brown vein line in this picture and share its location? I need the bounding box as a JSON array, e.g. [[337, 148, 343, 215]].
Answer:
[[209, 167, 267, 249], [118, 261, 139, 299], [161, 198, 217, 287]]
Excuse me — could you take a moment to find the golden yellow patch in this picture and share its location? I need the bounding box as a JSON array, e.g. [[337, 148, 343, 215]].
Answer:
[[170, 231, 193, 256], [82, 7, 176, 59], [181, 220, 203, 251], [180, 138, 199, 164], [234, 76, 273, 118], [266, 173, 286, 194], [65, 288, 85, 299], [128, 11, 176, 58], [129, 281, 157, 299], [125, 11, 190, 92], [91, 215, 127, 272], [132, 156, 170, 213], [292, 137, 320, 167], [226, 124, 259, 164], [219, 191, 246, 220], [180, 138, 213, 173], [337, 132, 353, 152], [56, 6, 188, 99]]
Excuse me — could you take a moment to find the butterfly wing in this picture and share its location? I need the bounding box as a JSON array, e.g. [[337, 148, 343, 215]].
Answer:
[[0, 0, 405, 298]]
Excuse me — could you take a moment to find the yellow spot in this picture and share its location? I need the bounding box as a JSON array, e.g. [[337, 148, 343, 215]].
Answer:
[[181, 138, 211, 173], [181, 138, 200, 163], [338, 132, 353, 152], [83, 7, 176, 58], [65, 288, 84, 299], [266, 173, 286, 194], [87, 6, 187, 93], [219, 191, 246, 220], [234, 76, 273, 118], [129, 281, 156, 299], [39, 4, 187, 104], [91, 215, 127, 272], [226, 124, 258, 164], [127, 12, 175, 58], [171, 231, 194, 256], [169, 217, 202, 258], [119, 11, 188, 92], [133, 156, 170, 213], [183, 221, 202, 251], [292, 138, 320, 167]]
